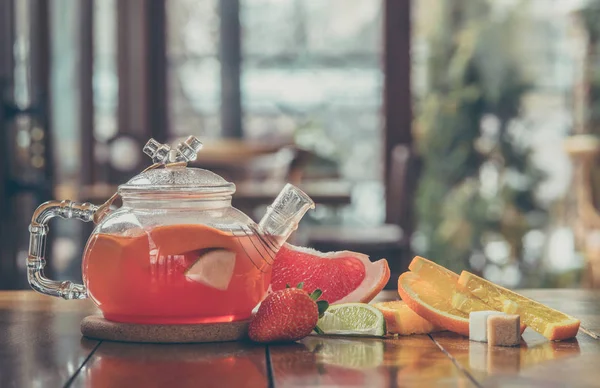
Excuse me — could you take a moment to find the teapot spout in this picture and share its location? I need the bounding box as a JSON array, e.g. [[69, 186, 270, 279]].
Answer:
[[258, 184, 315, 251]]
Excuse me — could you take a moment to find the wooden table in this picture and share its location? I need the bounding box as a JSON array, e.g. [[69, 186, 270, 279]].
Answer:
[[2, 290, 599, 387]]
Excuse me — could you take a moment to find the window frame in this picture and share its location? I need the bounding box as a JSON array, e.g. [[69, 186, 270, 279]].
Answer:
[[0, 0, 414, 289], [383, 0, 413, 232]]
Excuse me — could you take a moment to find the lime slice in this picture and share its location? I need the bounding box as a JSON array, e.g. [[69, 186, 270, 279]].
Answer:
[[316, 303, 386, 336]]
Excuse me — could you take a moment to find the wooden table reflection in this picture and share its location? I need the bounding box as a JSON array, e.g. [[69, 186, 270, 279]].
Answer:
[[1, 290, 599, 387]]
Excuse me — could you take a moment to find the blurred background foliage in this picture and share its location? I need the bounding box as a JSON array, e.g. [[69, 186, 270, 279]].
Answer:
[[580, 0, 600, 213], [413, 0, 549, 283], [580, 0, 600, 138]]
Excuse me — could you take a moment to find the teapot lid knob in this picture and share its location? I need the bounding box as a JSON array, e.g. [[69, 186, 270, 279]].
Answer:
[[177, 136, 203, 162], [143, 136, 203, 165]]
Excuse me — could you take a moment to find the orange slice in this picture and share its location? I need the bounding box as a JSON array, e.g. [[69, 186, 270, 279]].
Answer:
[[409, 256, 460, 296], [372, 300, 444, 335], [409, 257, 523, 317], [458, 271, 580, 340], [398, 272, 471, 336], [399, 257, 526, 336], [409, 256, 499, 313]]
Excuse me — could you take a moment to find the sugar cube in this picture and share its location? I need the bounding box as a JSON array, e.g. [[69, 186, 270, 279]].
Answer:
[[469, 311, 505, 342], [487, 314, 520, 347]]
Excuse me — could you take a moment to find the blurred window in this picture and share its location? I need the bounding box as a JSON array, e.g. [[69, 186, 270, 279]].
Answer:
[[50, 0, 82, 185], [93, 0, 118, 145], [166, 0, 221, 139], [92, 0, 118, 182], [241, 0, 383, 182], [166, 0, 384, 183]]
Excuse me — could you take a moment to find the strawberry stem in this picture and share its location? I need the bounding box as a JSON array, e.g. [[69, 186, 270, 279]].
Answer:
[[309, 289, 323, 301], [314, 325, 325, 335]]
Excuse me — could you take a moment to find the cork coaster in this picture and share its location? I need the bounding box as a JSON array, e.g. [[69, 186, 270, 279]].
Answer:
[[81, 315, 250, 343]]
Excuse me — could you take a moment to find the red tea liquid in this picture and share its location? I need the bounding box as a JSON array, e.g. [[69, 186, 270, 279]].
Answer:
[[82, 224, 272, 324]]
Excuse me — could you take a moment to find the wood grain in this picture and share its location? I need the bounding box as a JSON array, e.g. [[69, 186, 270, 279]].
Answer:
[[269, 335, 476, 387], [0, 292, 99, 387], [71, 341, 269, 388], [2, 289, 600, 387]]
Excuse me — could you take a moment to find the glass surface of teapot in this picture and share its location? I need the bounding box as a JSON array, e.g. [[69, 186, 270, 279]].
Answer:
[[27, 136, 314, 324]]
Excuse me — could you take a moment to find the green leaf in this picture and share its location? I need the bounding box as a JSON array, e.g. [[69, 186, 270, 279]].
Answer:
[[286, 283, 291, 289], [296, 282, 304, 290], [309, 289, 323, 301], [313, 325, 325, 335], [316, 300, 329, 318]]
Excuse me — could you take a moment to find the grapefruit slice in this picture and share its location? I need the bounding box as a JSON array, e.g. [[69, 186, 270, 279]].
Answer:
[[185, 249, 236, 290], [372, 300, 444, 335], [458, 271, 580, 340], [271, 243, 390, 304]]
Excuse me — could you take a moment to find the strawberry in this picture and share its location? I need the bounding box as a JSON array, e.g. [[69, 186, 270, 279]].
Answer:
[[248, 283, 329, 343]]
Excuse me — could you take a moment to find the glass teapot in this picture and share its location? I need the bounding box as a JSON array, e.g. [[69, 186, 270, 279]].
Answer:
[[27, 136, 314, 324]]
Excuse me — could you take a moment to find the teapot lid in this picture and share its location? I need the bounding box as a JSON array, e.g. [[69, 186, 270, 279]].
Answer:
[[118, 136, 236, 196]]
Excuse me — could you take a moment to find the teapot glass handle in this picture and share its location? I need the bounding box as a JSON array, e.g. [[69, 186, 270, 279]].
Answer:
[[27, 200, 98, 299]]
